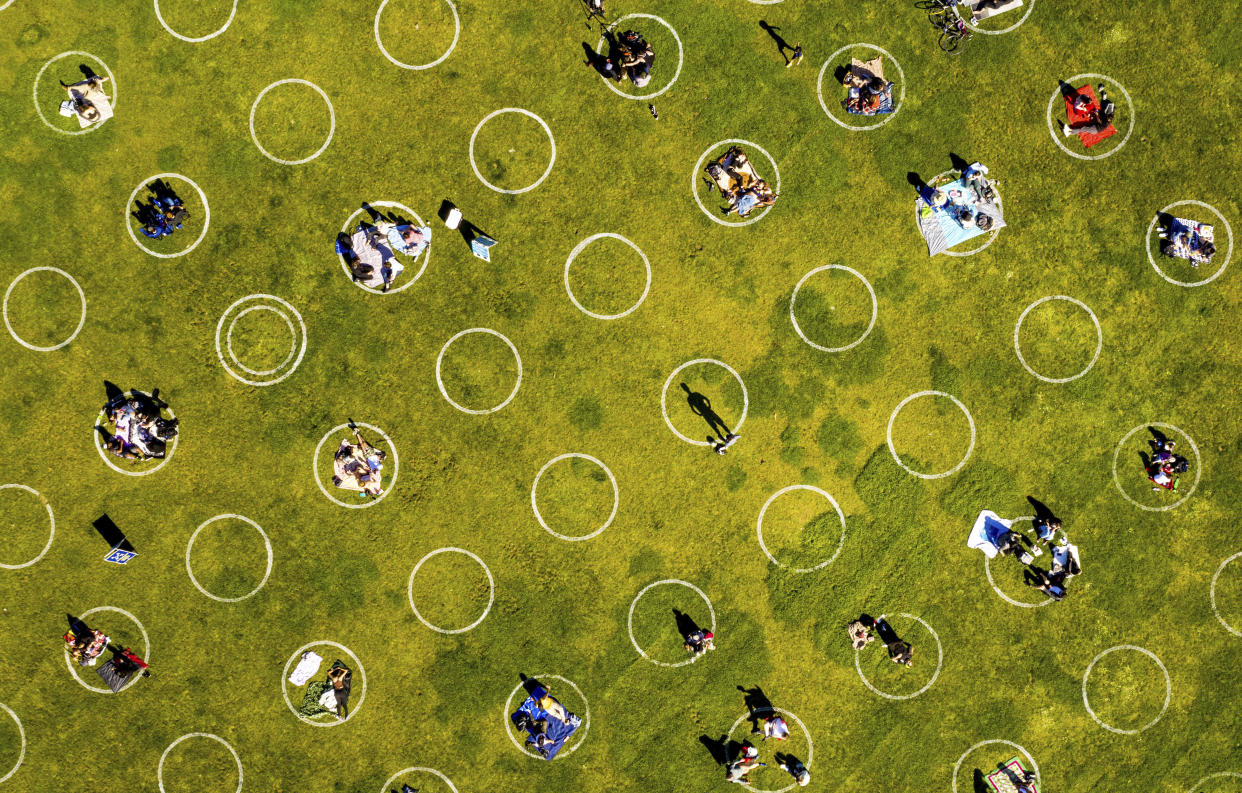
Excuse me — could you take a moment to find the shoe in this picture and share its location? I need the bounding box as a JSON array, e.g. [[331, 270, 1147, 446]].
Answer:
[[1097, 82, 1106, 95], [1061, 122, 1071, 136]]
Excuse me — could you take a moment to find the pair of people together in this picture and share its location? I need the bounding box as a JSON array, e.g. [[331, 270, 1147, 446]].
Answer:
[[848, 614, 914, 666]]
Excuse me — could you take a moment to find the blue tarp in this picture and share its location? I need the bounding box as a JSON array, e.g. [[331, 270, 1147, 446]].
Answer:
[[967, 510, 1013, 559], [511, 689, 582, 760], [916, 175, 1006, 256]]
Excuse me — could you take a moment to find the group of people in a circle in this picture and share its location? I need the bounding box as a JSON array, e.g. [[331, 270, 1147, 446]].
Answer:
[[723, 687, 810, 786], [1143, 430, 1191, 493], [132, 179, 189, 240], [331, 422, 387, 500], [62, 614, 151, 692], [96, 384, 179, 461], [335, 204, 432, 292]]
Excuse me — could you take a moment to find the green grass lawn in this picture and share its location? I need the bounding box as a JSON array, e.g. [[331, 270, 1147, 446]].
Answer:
[[1, 0, 1240, 791]]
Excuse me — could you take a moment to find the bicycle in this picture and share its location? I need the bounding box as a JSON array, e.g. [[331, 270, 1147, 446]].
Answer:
[[928, 5, 973, 53]]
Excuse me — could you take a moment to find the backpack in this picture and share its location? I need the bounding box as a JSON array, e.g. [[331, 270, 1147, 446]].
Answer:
[[1170, 455, 1189, 474]]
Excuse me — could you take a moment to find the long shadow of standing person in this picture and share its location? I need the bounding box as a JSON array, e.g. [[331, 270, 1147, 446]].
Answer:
[[682, 383, 735, 445], [758, 21, 802, 66], [737, 685, 773, 731]]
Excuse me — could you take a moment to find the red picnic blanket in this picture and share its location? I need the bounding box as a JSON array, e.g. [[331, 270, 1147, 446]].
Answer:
[[1065, 85, 1117, 148]]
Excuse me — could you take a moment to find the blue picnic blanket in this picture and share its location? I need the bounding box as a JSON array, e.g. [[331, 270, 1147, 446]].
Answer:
[[844, 84, 894, 115], [511, 691, 582, 760], [916, 176, 1006, 256]]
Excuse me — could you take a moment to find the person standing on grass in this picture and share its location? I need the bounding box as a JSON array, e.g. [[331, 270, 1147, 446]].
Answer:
[[875, 615, 914, 667], [757, 714, 789, 741], [848, 615, 876, 649], [726, 746, 764, 783], [777, 754, 811, 787]]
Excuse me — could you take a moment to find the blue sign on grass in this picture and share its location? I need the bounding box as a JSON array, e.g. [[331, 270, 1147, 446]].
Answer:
[[105, 548, 137, 565]]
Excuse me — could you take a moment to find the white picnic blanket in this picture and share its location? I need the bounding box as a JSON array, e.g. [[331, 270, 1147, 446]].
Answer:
[[289, 651, 323, 685], [349, 229, 402, 289], [66, 79, 113, 128], [967, 510, 1014, 559]]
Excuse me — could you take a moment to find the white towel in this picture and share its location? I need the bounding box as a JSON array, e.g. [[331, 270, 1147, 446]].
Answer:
[[288, 651, 323, 685]]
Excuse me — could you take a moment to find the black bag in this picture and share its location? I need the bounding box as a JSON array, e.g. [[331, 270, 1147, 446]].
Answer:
[[155, 416, 179, 439], [1170, 455, 1189, 474]]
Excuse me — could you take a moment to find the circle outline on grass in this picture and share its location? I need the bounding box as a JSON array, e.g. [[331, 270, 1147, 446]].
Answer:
[[982, 517, 1053, 608], [789, 264, 877, 352], [92, 392, 179, 477], [312, 423, 399, 509], [725, 707, 812, 793], [886, 390, 976, 479], [33, 51, 117, 136], [911, 170, 1004, 257], [627, 579, 716, 668], [249, 79, 335, 165], [691, 139, 781, 227], [1210, 551, 1242, 638], [564, 233, 651, 320], [468, 108, 556, 195], [4, 266, 86, 352], [1081, 644, 1171, 735], [63, 606, 149, 694], [756, 485, 847, 573], [435, 328, 522, 414], [123, 173, 211, 259], [0, 703, 23, 784], [214, 294, 307, 386], [660, 358, 749, 446], [960, 0, 1036, 33], [407, 547, 495, 634], [594, 14, 684, 100], [379, 768, 459, 793], [374, 0, 460, 70], [951, 740, 1040, 793], [1188, 772, 1242, 793], [154, 0, 237, 42], [502, 675, 590, 759], [1145, 200, 1233, 287], [1013, 295, 1102, 383], [227, 305, 297, 376], [185, 514, 273, 603], [531, 453, 619, 541], [158, 733, 242, 793], [0, 484, 55, 570], [853, 613, 943, 700], [816, 43, 906, 131], [281, 640, 367, 726], [1110, 422, 1201, 512], [338, 202, 431, 294], [1045, 73, 1134, 162]]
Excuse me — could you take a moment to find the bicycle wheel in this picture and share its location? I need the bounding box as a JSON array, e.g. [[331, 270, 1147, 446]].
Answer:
[[928, 6, 952, 23], [914, 0, 947, 8], [939, 28, 962, 53]]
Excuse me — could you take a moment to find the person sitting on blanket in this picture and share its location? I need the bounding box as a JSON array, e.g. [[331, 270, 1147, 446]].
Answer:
[[842, 71, 888, 114], [373, 221, 432, 260], [726, 746, 764, 784], [332, 427, 386, 498], [335, 235, 375, 283], [537, 689, 574, 726], [61, 75, 108, 123], [1060, 83, 1115, 137], [64, 628, 108, 666], [685, 628, 715, 656], [724, 180, 777, 218], [603, 29, 654, 88]]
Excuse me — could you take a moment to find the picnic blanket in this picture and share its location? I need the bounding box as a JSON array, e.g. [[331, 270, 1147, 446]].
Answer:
[[967, 510, 1014, 559], [332, 444, 382, 493], [96, 660, 136, 693], [349, 228, 401, 289], [916, 174, 1006, 256], [845, 85, 894, 115], [510, 688, 582, 761], [986, 756, 1039, 793], [844, 57, 894, 115], [65, 78, 113, 128], [967, 0, 1024, 21], [1064, 85, 1117, 148], [706, 149, 761, 194], [1163, 217, 1215, 265]]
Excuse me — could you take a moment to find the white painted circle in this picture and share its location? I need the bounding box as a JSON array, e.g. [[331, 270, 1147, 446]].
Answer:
[[124, 173, 211, 259], [594, 14, 684, 100], [756, 485, 847, 572], [374, 0, 460, 70], [853, 613, 943, 700], [1146, 200, 1233, 287], [407, 547, 495, 634], [627, 579, 716, 667], [468, 108, 556, 194], [1045, 74, 1134, 161], [154, 0, 237, 42], [503, 675, 590, 759], [816, 44, 906, 131], [691, 139, 782, 227], [564, 233, 651, 320], [249, 79, 335, 165], [157, 733, 242, 793], [281, 640, 367, 726], [886, 390, 976, 479], [531, 453, 619, 541], [951, 740, 1040, 793], [0, 1, 15, 10], [1013, 295, 1102, 383], [185, 514, 273, 603], [4, 266, 86, 352], [1081, 644, 1171, 735], [0, 484, 55, 570], [1210, 552, 1242, 638], [660, 358, 749, 446], [962, 0, 1036, 33], [435, 328, 522, 414], [338, 202, 430, 294], [789, 264, 877, 352], [746, 0, 783, 5], [227, 305, 297, 376], [1189, 772, 1242, 793], [379, 768, 459, 793], [982, 517, 1054, 608], [312, 423, 399, 509], [912, 170, 1004, 257], [0, 704, 24, 784], [33, 52, 117, 136], [214, 294, 307, 386], [93, 392, 179, 477], [63, 606, 150, 694], [1110, 422, 1202, 512], [725, 708, 812, 793]]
